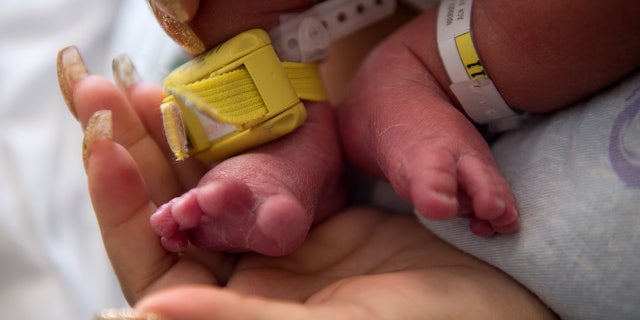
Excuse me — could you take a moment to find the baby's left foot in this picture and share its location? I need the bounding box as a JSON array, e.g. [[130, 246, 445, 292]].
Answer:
[[150, 103, 345, 256]]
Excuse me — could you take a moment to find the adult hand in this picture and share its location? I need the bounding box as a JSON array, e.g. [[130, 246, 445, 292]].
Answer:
[[65, 71, 554, 320], [87, 128, 553, 319], [92, 135, 554, 319]]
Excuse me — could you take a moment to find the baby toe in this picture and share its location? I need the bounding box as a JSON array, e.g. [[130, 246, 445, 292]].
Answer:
[[491, 206, 520, 233], [254, 194, 311, 256], [458, 154, 518, 223], [170, 191, 204, 228], [403, 147, 461, 221], [150, 200, 179, 237], [469, 218, 496, 238], [160, 231, 189, 253]]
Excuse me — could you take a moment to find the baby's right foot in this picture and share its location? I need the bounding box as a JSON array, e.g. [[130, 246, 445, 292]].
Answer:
[[338, 13, 519, 236]]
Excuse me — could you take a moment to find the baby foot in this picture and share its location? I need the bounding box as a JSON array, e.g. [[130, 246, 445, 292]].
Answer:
[[151, 103, 346, 256], [151, 179, 310, 254], [338, 16, 519, 237]]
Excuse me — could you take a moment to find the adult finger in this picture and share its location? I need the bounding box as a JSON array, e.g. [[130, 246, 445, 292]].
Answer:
[[148, 0, 200, 23], [135, 286, 331, 320], [58, 46, 182, 205], [84, 126, 218, 304], [113, 55, 207, 190]]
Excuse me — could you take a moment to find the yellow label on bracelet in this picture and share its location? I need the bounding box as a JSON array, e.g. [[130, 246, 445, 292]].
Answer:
[[455, 32, 487, 80]]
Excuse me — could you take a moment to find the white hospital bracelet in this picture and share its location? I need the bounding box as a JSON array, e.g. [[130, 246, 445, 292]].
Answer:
[[269, 0, 397, 62], [437, 0, 523, 132]]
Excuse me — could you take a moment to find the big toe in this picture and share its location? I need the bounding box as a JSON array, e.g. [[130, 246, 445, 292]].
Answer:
[[253, 194, 311, 256]]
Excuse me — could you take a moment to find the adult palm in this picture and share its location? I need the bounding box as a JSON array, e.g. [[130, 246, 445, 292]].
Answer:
[[76, 77, 553, 319]]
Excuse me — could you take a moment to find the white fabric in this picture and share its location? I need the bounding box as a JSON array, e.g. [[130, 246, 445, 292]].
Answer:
[[395, 2, 640, 318], [0, 0, 180, 319], [419, 70, 640, 319]]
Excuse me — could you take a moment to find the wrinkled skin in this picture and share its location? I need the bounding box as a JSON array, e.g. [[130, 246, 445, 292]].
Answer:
[[149, 0, 519, 257], [146, 0, 349, 256], [338, 10, 520, 237], [73, 74, 553, 319], [62, 0, 640, 318]]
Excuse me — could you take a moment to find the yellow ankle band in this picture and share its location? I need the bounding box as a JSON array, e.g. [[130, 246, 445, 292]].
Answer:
[[161, 29, 327, 162]]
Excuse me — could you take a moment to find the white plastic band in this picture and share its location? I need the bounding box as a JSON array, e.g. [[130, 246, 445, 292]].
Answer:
[[269, 0, 397, 62], [437, 0, 522, 132]]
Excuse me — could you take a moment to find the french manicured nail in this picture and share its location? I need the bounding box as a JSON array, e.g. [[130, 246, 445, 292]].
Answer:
[[161, 101, 189, 161], [83, 110, 113, 167], [113, 54, 142, 90], [94, 308, 164, 320], [57, 45, 88, 119], [151, 0, 190, 22], [147, 0, 205, 54]]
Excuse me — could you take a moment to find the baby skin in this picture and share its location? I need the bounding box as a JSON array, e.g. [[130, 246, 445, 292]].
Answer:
[[337, 0, 640, 238], [62, 51, 345, 257], [150, 1, 522, 255], [122, 0, 640, 255], [144, 0, 350, 256], [150, 100, 346, 256], [338, 9, 521, 237]]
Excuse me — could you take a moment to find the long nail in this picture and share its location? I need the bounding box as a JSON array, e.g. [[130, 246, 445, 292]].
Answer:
[[147, 0, 205, 55], [113, 54, 142, 91], [94, 308, 163, 320], [161, 101, 189, 161], [83, 110, 113, 167], [57, 45, 89, 119], [150, 0, 190, 22]]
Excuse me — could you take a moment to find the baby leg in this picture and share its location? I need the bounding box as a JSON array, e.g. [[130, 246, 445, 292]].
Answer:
[[338, 15, 519, 237], [151, 102, 346, 256]]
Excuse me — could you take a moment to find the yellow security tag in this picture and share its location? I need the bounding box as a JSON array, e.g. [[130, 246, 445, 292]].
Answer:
[[161, 29, 327, 163]]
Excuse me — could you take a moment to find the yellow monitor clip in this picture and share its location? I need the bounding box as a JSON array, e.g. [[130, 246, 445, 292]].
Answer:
[[161, 29, 327, 163]]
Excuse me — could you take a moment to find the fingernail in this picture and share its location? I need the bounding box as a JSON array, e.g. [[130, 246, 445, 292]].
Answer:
[[83, 110, 113, 167], [57, 45, 89, 119], [147, 0, 205, 55], [113, 54, 142, 90], [94, 308, 163, 320], [151, 0, 190, 22], [161, 101, 189, 161]]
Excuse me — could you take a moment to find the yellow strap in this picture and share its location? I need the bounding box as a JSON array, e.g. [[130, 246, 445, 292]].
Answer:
[[283, 62, 327, 102], [160, 29, 328, 162], [162, 62, 326, 126], [164, 66, 265, 125]]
